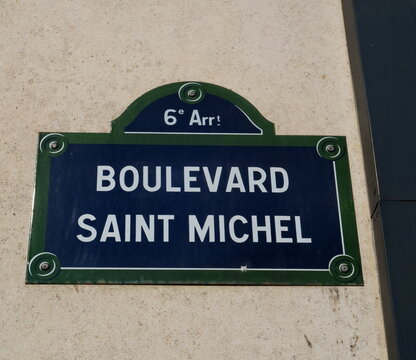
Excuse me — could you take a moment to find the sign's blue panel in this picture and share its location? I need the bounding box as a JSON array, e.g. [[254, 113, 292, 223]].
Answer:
[[44, 144, 343, 271], [125, 94, 262, 135]]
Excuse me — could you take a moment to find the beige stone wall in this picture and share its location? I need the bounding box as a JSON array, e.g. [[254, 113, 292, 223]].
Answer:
[[0, 1, 387, 359]]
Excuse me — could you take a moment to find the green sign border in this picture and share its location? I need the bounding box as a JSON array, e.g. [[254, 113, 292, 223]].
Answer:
[[26, 82, 363, 285]]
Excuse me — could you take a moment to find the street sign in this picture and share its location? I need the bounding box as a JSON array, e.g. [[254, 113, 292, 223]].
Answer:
[[26, 82, 362, 285]]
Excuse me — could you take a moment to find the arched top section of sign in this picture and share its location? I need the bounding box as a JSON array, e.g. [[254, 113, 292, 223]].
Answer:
[[111, 82, 275, 136]]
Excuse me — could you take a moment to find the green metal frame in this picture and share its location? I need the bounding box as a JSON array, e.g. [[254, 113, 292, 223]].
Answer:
[[26, 82, 363, 285]]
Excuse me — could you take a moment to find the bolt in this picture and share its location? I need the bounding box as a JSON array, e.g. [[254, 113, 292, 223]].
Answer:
[[187, 89, 197, 98], [326, 144, 336, 153], [49, 141, 59, 150], [39, 261, 50, 271], [339, 263, 350, 273]]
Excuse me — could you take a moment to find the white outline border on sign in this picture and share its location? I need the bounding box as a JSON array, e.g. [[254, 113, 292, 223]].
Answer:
[[60, 160, 345, 273], [124, 105, 263, 135]]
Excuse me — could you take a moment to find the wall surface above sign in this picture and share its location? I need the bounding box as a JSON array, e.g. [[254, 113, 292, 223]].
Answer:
[[26, 82, 362, 285]]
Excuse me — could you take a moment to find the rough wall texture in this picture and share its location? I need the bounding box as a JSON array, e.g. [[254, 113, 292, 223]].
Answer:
[[0, 1, 387, 359]]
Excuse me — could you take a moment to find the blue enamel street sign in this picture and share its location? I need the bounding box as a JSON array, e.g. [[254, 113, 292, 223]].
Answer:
[[26, 82, 362, 285]]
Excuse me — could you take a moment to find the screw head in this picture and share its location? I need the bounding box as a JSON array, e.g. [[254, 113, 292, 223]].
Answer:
[[39, 261, 50, 271], [326, 144, 336, 153], [49, 141, 59, 150], [187, 89, 197, 98], [339, 263, 350, 273]]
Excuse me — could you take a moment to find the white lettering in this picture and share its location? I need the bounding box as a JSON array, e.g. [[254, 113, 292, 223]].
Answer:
[[135, 215, 154, 242], [125, 214, 131, 242], [143, 166, 161, 192], [189, 109, 202, 126], [295, 216, 312, 243], [77, 214, 97, 242], [229, 215, 249, 243], [203, 167, 222, 192], [226, 167, 246, 192], [96, 165, 116, 191], [158, 215, 175, 243], [274, 215, 293, 243], [119, 166, 139, 192], [270, 167, 289, 193], [218, 215, 226, 242], [251, 215, 272, 243], [100, 214, 121, 242], [248, 167, 267, 193], [189, 215, 215, 242], [166, 166, 181, 192], [184, 167, 201, 192]]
